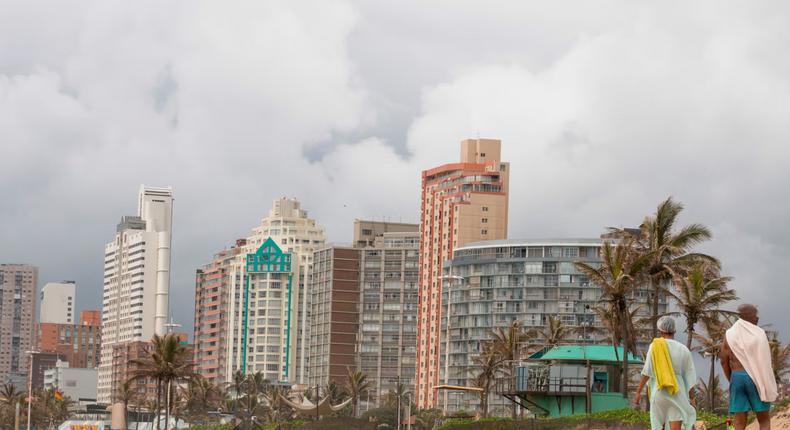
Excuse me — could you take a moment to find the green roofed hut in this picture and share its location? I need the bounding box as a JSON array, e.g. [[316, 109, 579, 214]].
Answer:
[[498, 345, 643, 417]]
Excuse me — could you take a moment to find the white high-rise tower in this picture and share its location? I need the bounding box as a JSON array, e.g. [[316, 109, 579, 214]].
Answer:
[[97, 185, 173, 403], [40, 281, 76, 324]]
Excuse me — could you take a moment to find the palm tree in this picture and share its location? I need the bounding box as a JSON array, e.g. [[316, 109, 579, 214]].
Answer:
[[575, 239, 651, 397], [693, 317, 731, 412], [671, 263, 737, 348], [384, 380, 410, 409], [414, 408, 442, 430], [130, 333, 195, 430], [260, 383, 293, 425], [234, 383, 266, 430], [32, 389, 74, 430], [539, 316, 570, 348], [0, 383, 22, 405], [117, 380, 138, 429], [469, 342, 501, 418], [345, 368, 372, 418], [0, 383, 22, 428], [487, 321, 533, 418], [229, 370, 246, 401], [694, 375, 726, 413], [615, 197, 718, 339], [180, 378, 222, 424], [768, 332, 790, 383]]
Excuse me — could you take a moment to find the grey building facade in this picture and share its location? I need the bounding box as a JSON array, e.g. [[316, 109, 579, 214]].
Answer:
[[439, 239, 665, 414], [307, 221, 420, 409], [358, 230, 420, 407]]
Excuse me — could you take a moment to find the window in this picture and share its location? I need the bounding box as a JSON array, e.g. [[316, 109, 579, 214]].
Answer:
[[480, 152, 486, 157], [482, 206, 488, 212], [524, 262, 541, 274], [481, 218, 488, 223], [481, 229, 488, 235]]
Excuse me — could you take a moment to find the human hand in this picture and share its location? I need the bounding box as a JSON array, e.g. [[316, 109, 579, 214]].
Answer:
[[633, 392, 641, 406]]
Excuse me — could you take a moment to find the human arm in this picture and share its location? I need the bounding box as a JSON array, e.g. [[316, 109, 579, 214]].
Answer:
[[720, 338, 732, 382], [634, 374, 649, 406]]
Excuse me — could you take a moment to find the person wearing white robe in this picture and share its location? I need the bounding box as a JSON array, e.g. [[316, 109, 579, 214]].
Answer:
[[635, 316, 698, 430]]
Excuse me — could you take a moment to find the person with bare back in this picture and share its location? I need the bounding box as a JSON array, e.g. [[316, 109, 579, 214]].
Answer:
[[720, 304, 778, 430]]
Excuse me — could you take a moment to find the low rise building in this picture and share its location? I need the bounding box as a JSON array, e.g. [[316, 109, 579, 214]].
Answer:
[[31, 351, 66, 389], [38, 310, 101, 369], [110, 333, 190, 403], [44, 360, 98, 403]]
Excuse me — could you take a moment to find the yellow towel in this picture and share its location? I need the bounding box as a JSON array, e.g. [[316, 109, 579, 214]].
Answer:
[[651, 338, 678, 395]]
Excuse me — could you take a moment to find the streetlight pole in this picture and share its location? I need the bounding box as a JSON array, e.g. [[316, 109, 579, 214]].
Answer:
[[438, 274, 464, 415], [25, 350, 38, 430], [397, 375, 401, 430], [162, 319, 181, 428]]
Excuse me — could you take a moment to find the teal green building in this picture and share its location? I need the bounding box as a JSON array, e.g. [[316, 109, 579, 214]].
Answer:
[[503, 345, 643, 417], [241, 237, 295, 382]]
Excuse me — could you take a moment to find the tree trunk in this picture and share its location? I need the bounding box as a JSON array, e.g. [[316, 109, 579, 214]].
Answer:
[[620, 302, 630, 398], [651, 280, 660, 340], [164, 380, 170, 430], [708, 354, 715, 412], [686, 319, 695, 349], [155, 379, 162, 430]]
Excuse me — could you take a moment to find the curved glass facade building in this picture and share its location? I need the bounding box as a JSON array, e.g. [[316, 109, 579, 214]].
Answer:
[[439, 239, 662, 414]]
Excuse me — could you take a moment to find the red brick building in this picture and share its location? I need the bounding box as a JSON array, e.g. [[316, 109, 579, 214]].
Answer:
[[38, 310, 101, 368]]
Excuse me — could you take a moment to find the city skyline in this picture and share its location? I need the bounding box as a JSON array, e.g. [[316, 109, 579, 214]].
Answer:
[[2, 1, 790, 345]]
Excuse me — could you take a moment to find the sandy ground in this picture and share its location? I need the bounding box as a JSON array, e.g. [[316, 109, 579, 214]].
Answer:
[[745, 403, 790, 430]]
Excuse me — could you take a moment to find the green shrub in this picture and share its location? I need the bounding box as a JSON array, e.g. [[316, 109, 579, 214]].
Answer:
[[183, 424, 233, 430], [436, 408, 729, 430]]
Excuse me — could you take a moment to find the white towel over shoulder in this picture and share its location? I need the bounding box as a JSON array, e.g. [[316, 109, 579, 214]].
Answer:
[[725, 319, 778, 402]]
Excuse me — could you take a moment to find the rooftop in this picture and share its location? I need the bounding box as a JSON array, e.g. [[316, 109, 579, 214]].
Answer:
[[458, 238, 603, 250], [530, 345, 643, 364]]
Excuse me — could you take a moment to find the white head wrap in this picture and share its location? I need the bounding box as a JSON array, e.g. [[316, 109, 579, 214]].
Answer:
[[656, 315, 676, 334]]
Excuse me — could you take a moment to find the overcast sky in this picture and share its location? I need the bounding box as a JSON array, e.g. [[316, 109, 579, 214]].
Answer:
[[1, 1, 789, 343]]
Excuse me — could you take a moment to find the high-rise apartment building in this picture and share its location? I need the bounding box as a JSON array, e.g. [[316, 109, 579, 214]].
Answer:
[[0, 264, 38, 385], [357, 227, 419, 407], [307, 221, 419, 407], [415, 138, 510, 408], [308, 246, 360, 388], [233, 238, 297, 381], [98, 185, 173, 403], [438, 238, 666, 413], [38, 310, 101, 369], [40, 281, 76, 324], [245, 198, 325, 383], [193, 198, 325, 386], [193, 239, 247, 386]]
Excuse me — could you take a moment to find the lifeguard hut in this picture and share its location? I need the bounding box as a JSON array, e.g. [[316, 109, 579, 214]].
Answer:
[[498, 345, 643, 417]]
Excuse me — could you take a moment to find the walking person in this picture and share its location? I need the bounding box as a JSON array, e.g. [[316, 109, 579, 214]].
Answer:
[[720, 304, 778, 430], [635, 316, 698, 430]]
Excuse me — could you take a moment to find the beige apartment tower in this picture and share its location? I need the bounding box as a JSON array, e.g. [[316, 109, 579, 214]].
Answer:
[[414, 138, 510, 408]]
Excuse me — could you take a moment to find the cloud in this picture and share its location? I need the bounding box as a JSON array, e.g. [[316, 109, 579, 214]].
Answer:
[[1, 0, 789, 345]]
